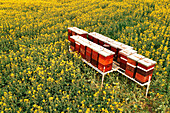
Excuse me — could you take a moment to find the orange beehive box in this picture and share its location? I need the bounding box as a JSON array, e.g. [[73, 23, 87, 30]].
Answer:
[[98, 63, 113, 72], [98, 48, 115, 72], [97, 34, 108, 46], [107, 39, 117, 52], [85, 42, 93, 63], [88, 32, 99, 44], [127, 54, 145, 66], [88, 32, 110, 49], [126, 63, 136, 78], [91, 51, 98, 67], [94, 32, 109, 47], [137, 58, 156, 70], [119, 49, 137, 70], [79, 38, 89, 59], [125, 53, 145, 78], [70, 35, 82, 53], [107, 39, 119, 61], [70, 36, 76, 51], [88, 33, 94, 42], [75, 41, 80, 53], [115, 42, 133, 63], [68, 27, 88, 39], [119, 49, 137, 59], [135, 58, 156, 83], [89, 32, 105, 45], [91, 43, 103, 67], [80, 46, 86, 59]]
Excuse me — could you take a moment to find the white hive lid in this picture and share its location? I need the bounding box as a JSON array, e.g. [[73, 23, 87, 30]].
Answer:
[[90, 42, 104, 52], [71, 35, 87, 43], [119, 49, 137, 56], [78, 40, 88, 46], [128, 53, 145, 61], [124, 44, 133, 49], [76, 36, 89, 46], [107, 38, 114, 42], [70, 35, 76, 40], [114, 41, 125, 49], [68, 27, 88, 34], [107, 40, 119, 48], [138, 58, 157, 67], [88, 32, 101, 39], [88, 32, 109, 43], [114, 41, 133, 50], [70, 35, 80, 41], [96, 34, 109, 43], [85, 41, 94, 49], [79, 36, 90, 42], [99, 48, 115, 57]]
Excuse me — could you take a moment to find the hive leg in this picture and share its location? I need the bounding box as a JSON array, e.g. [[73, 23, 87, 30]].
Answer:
[[146, 76, 151, 97], [101, 74, 105, 87]]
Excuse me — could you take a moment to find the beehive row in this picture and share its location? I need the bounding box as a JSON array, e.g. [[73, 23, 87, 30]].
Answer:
[[70, 35, 115, 73], [68, 27, 156, 83]]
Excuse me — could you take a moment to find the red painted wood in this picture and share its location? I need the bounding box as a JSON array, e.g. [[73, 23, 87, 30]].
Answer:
[[88, 35, 94, 41], [93, 38, 99, 44], [98, 54, 114, 65], [80, 44, 86, 50], [135, 73, 152, 83], [98, 63, 112, 72], [120, 54, 128, 60], [85, 54, 91, 63], [72, 31, 77, 35], [103, 43, 111, 50], [80, 49, 86, 59], [125, 69, 134, 78], [138, 63, 155, 70], [75, 43, 80, 53], [91, 59, 98, 67], [136, 68, 154, 76], [86, 47, 92, 54], [120, 62, 126, 70], [70, 45, 75, 51], [99, 40, 104, 46], [110, 47, 117, 53], [127, 58, 137, 66], [92, 50, 98, 61], [79, 34, 87, 39], [125, 64, 136, 78]]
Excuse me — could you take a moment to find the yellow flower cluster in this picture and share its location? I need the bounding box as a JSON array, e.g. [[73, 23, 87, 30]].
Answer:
[[0, 0, 169, 112]]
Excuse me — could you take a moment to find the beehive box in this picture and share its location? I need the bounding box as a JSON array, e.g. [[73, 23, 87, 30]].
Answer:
[[88, 32, 95, 42], [79, 38, 89, 59], [107, 39, 119, 60], [119, 49, 137, 70], [91, 43, 103, 67], [96, 33, 109, 47], [68, 27, 88, 40], [70, 36, 76, 51], [125, 53, 145, 78], [98, 48, 115, 72], [135, 58, 156, 83], [70, 35, 82, 53], [88, 32, 110, 49], [85, 42, 93, 63], [88, 32, 100, 44], [115, 42, 133, 63], [94, 33, 110, 49]]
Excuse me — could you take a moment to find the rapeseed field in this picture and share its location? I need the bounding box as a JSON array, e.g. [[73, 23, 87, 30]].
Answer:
[[0, 0, 169, 112]]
